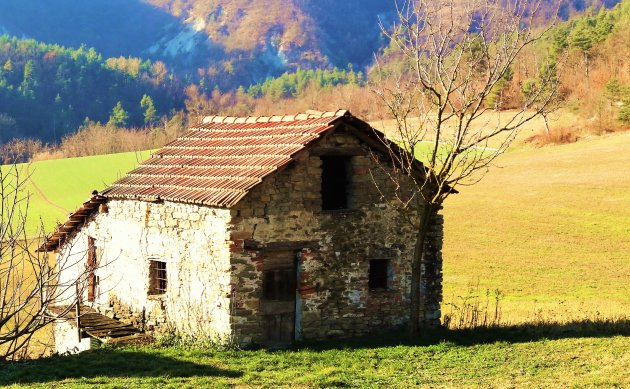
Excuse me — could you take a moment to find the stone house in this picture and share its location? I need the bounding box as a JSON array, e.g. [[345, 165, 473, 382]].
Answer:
[[42, 110, 444, 347]]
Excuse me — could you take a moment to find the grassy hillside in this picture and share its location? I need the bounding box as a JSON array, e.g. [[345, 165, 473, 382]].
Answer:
[[2, 325, 629, 386], [17, 150, 151, 234], [443, 131, 630, 323], [4, 129, 629, 386]]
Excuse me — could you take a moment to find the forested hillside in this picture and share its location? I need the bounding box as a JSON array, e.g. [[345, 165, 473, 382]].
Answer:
[[0, 0, 628, 152], [551, 0, 630, 129], [0, 0, 397, 90], [2, 0, 617, 92], [0, 37, 183, 143], [0, 0, 178, 60]]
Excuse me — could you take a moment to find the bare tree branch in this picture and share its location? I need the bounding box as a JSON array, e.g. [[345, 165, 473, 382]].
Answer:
[[372, 0, 563, 336], [0, 164, 108, 360]]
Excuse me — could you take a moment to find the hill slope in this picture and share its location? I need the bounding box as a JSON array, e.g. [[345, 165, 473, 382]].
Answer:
[[18, 129, 630, 324], [0, 0, 397, 88], [16, 151, 150, 233], [0, 37, 183, 142], [443, 131, 630, 322]]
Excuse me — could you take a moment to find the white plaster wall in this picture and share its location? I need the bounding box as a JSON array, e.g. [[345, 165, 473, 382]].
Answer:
[[53, 320, 92, 355], [56, 199, 233, 338]]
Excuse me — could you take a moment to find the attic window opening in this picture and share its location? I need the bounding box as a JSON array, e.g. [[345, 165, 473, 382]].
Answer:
[[321, 156, 351, 210], [369, 259, 392, 291], [149, 260, 167, 295]]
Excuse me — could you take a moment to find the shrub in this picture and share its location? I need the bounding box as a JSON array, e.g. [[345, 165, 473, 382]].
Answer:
[[525, 127, 580, 147]]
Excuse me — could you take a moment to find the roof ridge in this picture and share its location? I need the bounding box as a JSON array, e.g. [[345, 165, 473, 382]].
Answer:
[[201, 109, 349, 125]]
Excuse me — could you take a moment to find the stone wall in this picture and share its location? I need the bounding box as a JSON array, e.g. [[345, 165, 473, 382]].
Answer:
[[57, 199, 233, 338], [55, 123, 444, 347], [421, 212, 444, 327], [52, 319, 93, 355], [228, 125, 444, 344]]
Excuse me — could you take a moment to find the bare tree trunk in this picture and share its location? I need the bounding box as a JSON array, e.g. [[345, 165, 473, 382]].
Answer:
[[373, 0, 562, 338], [409, 200, 435, 337], [584, 51, 590, 85], [543, 112, 551, 137]]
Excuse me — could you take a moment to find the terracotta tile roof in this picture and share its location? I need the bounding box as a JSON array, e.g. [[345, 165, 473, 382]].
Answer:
[[40, 109, 445, 252], [102, 110, 351, 207]]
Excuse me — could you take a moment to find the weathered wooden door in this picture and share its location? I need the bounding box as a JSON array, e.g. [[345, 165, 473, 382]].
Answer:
[[87, 237, 97, 302], [261, 250, 297, 344]]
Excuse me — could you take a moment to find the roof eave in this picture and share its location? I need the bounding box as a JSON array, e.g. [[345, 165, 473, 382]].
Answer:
[[37, 195, 107, 252]]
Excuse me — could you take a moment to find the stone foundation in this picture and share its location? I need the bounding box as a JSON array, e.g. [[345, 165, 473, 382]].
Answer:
[[52, 319, 93, 355], [95, 294, 167, 334]]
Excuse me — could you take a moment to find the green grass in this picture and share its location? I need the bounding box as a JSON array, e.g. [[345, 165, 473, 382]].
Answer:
[[3, 121, 629, 386], [13, 151, 151, 234], [2, 324, 629, 387]]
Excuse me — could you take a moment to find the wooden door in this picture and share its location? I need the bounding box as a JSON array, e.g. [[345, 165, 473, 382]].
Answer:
[[261, 250, 297, 344], [87, 237, 97, 302]]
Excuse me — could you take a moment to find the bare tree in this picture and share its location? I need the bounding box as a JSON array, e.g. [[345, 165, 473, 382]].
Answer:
[[373, 0, 562, 336], [0, 165, 95, 360]]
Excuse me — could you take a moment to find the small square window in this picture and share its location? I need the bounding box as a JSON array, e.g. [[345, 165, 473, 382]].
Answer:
[[369, 259, 391, 291], [149, 260, 167, 295]]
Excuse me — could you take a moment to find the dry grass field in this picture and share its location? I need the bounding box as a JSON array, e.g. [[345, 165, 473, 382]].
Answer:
[[371, 109, 583, 148], [1, 115, 629, 387], [442, 130, 630, 323], [371, 110, 629, 323]]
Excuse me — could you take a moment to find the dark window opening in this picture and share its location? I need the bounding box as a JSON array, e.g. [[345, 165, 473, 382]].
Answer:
[[149, 260, 167, 295], [263, 268, 297, 301], [369, 259, 391, 291], [321, 156, 351, 210]]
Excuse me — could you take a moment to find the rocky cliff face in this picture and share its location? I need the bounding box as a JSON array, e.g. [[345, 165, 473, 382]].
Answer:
[[144, 0, 395, 72], [0, 0, 396, 83]]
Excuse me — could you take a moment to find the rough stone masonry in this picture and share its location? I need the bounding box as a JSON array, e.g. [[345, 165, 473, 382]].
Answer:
[[49, 111, 444, 348]]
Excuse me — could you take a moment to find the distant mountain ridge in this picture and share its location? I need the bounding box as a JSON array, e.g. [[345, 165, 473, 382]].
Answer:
[[0, 0, 621, 90], [0, 0, 216, 70], [0, 0, 398, 88]]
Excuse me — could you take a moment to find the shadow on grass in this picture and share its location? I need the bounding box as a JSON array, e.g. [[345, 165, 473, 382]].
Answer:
[[3, 318, 627, 384], [297, 318, 630, 351], [0, 348, 242, 385]]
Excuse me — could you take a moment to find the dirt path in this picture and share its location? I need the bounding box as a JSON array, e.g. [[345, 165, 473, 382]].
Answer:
[[26, 163, 70, 214]]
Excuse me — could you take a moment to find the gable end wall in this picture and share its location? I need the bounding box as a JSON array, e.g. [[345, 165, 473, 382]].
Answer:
[[228, 127, 443, 343]]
